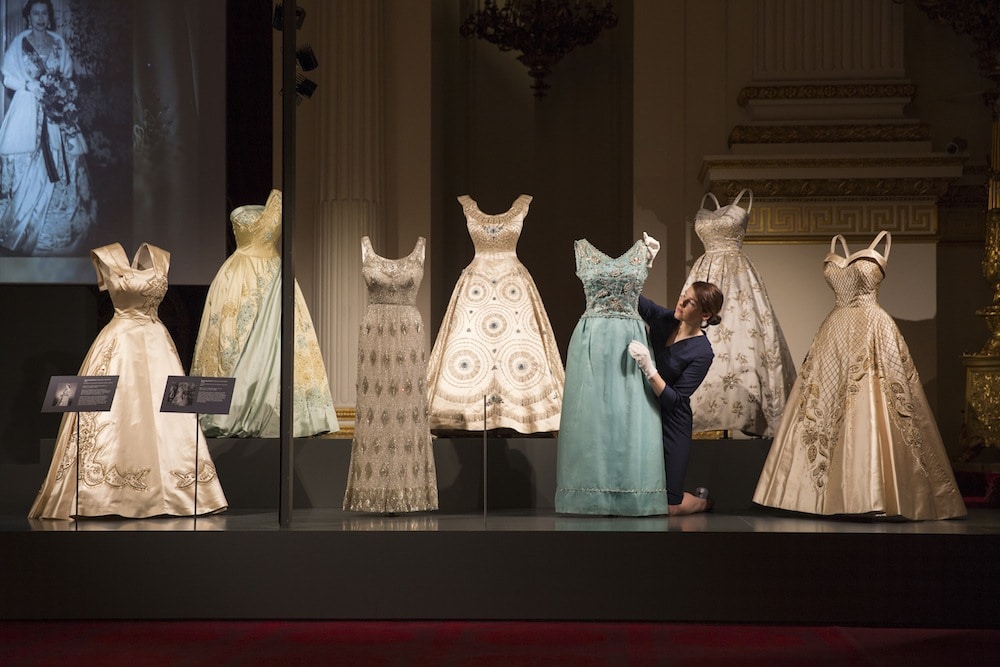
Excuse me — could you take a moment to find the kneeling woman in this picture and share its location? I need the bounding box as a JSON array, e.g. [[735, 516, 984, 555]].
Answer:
[[629, 281, 723, 515]]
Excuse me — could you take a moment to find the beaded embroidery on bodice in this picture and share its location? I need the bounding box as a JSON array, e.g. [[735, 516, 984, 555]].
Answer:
[[458, 194, 531, 255], [823, 231, 889, 309], [694, 189, 750, 254], [230, 190, 281, 258], [96, 243, 168, 323], [575, 239, 648, 320], [362, 236, 424, 306]]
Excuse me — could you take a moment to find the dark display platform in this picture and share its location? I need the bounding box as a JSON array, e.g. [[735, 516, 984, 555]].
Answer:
[[2, 437, 997, 627]]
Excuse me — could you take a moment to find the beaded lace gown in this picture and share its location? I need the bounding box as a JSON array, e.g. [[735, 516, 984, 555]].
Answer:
[[29, 243, 228, 520], [682, 189, 796, 436], [753, 232, 966, 520], [555, 239, 668, 516], [426, 195, 564, 433], [343, 236, 438, 513], [190, 189, 338, 438]]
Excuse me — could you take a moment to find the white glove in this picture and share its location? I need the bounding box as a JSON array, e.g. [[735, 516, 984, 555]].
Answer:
[[642, 232, 660, 268], [627, 340, 657, 379]]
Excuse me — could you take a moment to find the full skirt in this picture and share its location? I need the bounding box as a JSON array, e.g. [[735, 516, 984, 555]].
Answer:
[[556, 317, 668, 516], [29, 318, 228, 520], [752, 305, 966, 520]]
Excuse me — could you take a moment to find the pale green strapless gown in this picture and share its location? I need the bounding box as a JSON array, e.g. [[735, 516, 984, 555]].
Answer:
[[191, 189, 338, 438]]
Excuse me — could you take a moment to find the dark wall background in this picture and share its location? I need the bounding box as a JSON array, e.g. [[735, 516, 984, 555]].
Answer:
[[0, 0, 272, 464]]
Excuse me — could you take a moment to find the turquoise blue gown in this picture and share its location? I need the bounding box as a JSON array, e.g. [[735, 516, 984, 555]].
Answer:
[[555, 239, 668, 516]]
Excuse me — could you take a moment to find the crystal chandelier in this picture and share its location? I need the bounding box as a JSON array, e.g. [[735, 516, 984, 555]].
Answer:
[[460, 0, 618, 99]]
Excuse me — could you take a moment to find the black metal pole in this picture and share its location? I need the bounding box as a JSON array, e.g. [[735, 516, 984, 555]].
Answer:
[[279, 3, 297, 528]]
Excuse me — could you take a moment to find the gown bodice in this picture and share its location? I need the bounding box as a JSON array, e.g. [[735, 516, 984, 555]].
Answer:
[[230, 189, 281, 258], [823, 231, 890, 309], [362, 236, 425, 306], [92, 242, 168, 323], [693, 189, 751, 254], [575, 239, 648, 320], [458, 194, 532, 256]]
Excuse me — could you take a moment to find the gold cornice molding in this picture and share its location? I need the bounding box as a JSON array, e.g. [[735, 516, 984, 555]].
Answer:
[[699, 155, 966, 182], [729, 124, 931, 146], [737, 83, 917, 107], [939, 183, 989, 207], [708, 178, 953, 200]]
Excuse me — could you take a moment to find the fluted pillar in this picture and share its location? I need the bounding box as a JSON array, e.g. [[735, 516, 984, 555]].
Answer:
[[753, 0, 904, 81], [311, 0, 386, 416]]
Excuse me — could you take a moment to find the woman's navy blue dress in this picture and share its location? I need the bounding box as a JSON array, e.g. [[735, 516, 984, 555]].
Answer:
[[638, 296, 714, 505]]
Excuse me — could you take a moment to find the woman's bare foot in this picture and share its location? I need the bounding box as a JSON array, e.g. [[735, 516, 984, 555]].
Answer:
[[668, 491, 711, 515]]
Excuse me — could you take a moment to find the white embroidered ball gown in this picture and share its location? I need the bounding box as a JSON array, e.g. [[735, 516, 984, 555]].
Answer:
[[426, 194, 564, 433], [682, 189, 796, 436], [190, 189, 339, 438], [29, 243, 228, 520], [753, 231, 966, 520], [343, 236, 438, 513]]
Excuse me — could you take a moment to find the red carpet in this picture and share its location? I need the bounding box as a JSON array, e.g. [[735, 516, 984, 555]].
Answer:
[[2, 621, 997, 666]]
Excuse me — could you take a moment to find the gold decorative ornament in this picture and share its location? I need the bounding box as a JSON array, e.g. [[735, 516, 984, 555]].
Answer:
[[728, 124, 931, 146], [737, 83, 917, 107], [914, 0, 1000, 457]]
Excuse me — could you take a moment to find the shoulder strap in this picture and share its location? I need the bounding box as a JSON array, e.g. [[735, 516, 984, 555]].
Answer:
[[90, 244, 122, 292], [829, 234, 850, 257], [139, 243, 170, 275], [573, 239, 589, 272], [700, 192, 721, 210], [869, 230, 891, 261], [731, 188, 752, 213], [413, 236, 426, 264], [360, 235, 372, 262]]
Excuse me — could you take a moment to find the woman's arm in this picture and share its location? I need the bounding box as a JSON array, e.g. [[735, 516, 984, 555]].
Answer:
[[656, 345, 714, 413], [2, 37, 28, 92], [638, 294, 674, 324]]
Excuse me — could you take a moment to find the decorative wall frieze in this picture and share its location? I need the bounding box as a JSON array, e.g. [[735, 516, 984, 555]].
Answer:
[[741, 201, 938, 242], [700, 155, 966, 180], [737, 83, 917, 107], [729, 123, 930, 146], [709, 178, 953, 200]]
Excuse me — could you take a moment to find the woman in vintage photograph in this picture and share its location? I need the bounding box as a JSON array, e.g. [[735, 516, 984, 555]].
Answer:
[[0, 0, 94, 256]]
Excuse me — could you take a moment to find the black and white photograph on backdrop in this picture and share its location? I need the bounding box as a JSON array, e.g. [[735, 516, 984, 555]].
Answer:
[[0, 0, 225, 284]]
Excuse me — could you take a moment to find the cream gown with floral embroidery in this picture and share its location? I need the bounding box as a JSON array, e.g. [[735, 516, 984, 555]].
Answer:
[[29, 243, 227, 520], [191, 189, 338, 437], [753, 232, 966, 520], [682, 189, 796, 436]]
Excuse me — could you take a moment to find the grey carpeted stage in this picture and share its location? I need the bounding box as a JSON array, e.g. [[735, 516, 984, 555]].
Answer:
[[1, 436, 998, 626]]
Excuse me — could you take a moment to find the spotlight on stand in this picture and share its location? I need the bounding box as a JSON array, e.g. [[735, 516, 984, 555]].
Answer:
[[272, 3, 306, 31], [296, 44, 319, 71], [295, 73, 318, 104], [272, 5, 320, 105]]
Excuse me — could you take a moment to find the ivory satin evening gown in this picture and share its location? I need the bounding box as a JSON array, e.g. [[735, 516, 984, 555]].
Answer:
[[753, 231, 966, 520], [682, 189, 796, 436], [555, 239, 668, 516], [190, 189, 338, 438], [343, 236, 438, 513], [29, 243, 228, 520], [426, 195, 564, 433]]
